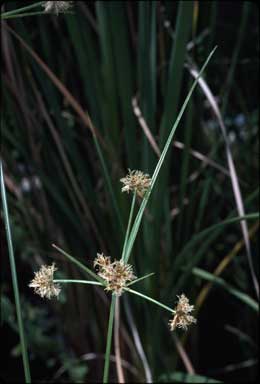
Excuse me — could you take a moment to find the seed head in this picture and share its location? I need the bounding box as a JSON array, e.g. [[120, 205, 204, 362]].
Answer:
[[94, 253, 112, 269], [120, 169, 151, 198], [43, 1, 73, 15], [169, 294, 196, 331], [94, 253, 135, 296], [29, 263, 60, 299]]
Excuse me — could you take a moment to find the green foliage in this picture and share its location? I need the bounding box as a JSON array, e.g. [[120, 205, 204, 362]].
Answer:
[[1, 1, 259, 383], [159, 371, 222, 383]]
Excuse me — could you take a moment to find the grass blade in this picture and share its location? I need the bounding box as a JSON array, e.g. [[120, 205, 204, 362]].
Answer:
[[93, 135, 125, 236], [159, 371, 222, 383], [124, 47, 218, 263], [1, 1, 44, 18], [121, 192, 136, 262], [196, 222, 259, 311], [0, 162, 31, 383], [53, 279, 102, 286], [108, 1, 137, 167], [188, 60, 259, 298], [124, 287, 174, 314], [127, 272, 155, 287], [192, 268, 258, 312], [2, 12, 50, 19], [174, 213, 259, 271], [159, 1, 194, 147], [221, 2, 250, 116], [95, 2, 120, 149], [52, 244, 104, 284]]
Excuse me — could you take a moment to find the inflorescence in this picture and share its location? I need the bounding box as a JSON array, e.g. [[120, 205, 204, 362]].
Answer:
[[94, 253, 136, 296], [42, 1, 74, 15], [29, 263, 60, 299], [169, 294, 197, 331], [120, 169, 152, 198], [29, 263, 196, 332]]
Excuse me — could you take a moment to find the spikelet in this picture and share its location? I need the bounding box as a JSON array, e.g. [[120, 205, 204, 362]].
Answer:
[[43, 1, 73, 15], [120, 169, 151, 198], [94, 253, 135, 296], [169, 294, 196, 331], [29, 263, 60, 299]]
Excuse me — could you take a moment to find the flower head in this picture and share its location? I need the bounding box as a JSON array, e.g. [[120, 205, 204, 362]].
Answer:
[[43, 1, 73, 15], [169, 294, 196, 331], [29, 263, 60, 299], [94, 253, 135, 296], [120, 169, 151, 198], [94, 253, 112, 269]]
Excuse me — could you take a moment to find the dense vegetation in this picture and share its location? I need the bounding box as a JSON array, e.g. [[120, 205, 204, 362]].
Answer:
[[1, 1, 259, 383]]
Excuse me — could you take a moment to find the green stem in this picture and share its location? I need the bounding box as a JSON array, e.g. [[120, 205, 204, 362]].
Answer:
[[1, 1, 44, 18], [2, 11, 49, 19], [52, 244, 104, 284], [127, 272, 155, 287], [0, 163, 31, 383], [121, 192, 136, 262], [53, 279, 103, 286], [124, 287, 174, 314], [103, 295, 116, 383]]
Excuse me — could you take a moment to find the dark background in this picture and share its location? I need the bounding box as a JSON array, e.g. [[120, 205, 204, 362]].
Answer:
[[1, 1, 259, 383]]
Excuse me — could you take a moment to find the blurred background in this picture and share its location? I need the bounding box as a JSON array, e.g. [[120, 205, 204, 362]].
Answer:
[[1, 1, 259, 382]]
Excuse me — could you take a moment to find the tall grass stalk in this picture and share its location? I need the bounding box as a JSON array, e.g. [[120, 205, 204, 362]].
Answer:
[[102, 192, 136, 383], [101, 46, 217, 383], [124, 46, 217, 264], [2, 12, 52, 19], [121, 192, 136, 262], [0, 163, 31, 383], [1, 1, 45, 19], [103, 295, 116, 383]]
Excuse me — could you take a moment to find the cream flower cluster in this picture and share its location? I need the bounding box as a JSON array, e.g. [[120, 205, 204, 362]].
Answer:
[[94, 253, 136, 296], [169, 294, 196, 331], [43, 1, 73, 15], [120, 169, 151, 198], [29, 263, 60, 299]]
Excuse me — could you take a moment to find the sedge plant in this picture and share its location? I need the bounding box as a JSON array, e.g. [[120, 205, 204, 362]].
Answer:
[[2, 2, 259, 383], [26, 47, 216, 383], [2, 4, 258, 382]]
